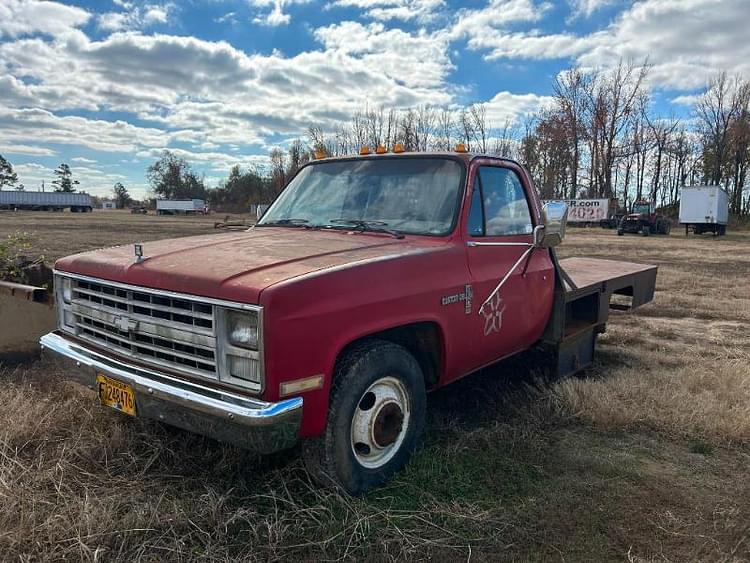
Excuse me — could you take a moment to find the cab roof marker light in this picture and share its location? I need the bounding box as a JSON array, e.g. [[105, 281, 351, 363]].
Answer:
[[455, 143, 468, 153], [393, 143, 405, 153], [314, 148, 327, 159], [375, 144, 387, 154], [359, 146, 371, 155]]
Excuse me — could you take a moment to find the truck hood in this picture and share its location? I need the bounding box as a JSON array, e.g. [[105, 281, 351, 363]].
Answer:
[[55, 227, 443, 303]]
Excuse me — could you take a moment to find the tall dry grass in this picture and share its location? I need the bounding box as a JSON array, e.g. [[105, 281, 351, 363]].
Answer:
[[0, 223, 748, 561], [553, 229, 750, 446], [552, 357, 750, 443]]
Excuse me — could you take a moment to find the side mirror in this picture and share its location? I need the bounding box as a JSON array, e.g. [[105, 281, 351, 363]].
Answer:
[[535, 201, 568, 248]]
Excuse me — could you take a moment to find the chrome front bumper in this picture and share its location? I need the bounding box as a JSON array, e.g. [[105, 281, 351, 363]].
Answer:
[[39, 332, 302, 453]]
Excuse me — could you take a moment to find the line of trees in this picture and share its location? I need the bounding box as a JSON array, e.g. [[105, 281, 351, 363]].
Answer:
[[248, 62, 746, 216]]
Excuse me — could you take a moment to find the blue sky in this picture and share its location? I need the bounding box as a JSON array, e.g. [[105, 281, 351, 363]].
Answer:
[[1, 0, 748, 198]]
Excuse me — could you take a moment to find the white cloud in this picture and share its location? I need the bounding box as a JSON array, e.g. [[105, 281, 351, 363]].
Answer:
[[482, 91, 555, 126], [0, 0, 90, 38], [71, 156, 98, 163], [98, 2, 174, 32], [0, 107, 169, 153], [0, 143, 58, 157], [574, 0, 750, 90], [143, 5, 170, 24], [458, 0, 750, 92], [568, 0, 615, 19], [249, 0, 310, 27], [330, 0, 446, 22], [450, 0, 552, 42], [215, 11, 238, 24], [313, 21, 453, 90], [0, 21, 456, 158]]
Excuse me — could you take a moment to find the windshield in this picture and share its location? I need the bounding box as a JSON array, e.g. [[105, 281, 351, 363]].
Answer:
[[633, 203, 651, 214], [258, 157, 464, 236]]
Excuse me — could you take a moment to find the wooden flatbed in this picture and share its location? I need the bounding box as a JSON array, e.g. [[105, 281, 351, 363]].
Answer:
[[558, 257, 657, 308]]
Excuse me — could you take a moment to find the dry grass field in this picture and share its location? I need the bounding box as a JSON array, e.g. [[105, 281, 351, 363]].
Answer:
[[0, 210, 748, 561]]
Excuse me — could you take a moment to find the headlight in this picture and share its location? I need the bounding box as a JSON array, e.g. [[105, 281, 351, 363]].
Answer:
[[217, 307, 264, 391], [227, 354, 261, 384], [61, 277, 72, 303], [63, 309, 76, 329], [227, 310, 259, 350]]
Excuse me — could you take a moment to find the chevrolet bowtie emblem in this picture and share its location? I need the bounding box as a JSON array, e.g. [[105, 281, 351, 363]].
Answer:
[[134, 243, 144, 263]]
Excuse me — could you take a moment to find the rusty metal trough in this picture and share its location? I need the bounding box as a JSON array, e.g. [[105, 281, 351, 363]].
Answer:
[[0, 280, 56, 363]]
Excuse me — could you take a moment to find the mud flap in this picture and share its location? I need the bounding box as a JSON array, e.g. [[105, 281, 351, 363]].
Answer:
[[552, 326, 598, 379]]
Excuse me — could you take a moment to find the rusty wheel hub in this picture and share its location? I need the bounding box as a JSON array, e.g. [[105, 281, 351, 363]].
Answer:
[[350, 376, 411, 469]]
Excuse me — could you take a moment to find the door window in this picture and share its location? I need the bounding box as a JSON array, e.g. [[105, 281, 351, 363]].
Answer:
[[468, 167, 533, 236]]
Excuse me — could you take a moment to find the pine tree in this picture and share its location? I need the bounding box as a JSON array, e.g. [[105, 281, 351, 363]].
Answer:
[[52, 163, 80, 192], [0, 154, 19, 190]]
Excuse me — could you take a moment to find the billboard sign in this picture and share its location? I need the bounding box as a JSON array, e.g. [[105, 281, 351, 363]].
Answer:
[[543, 199, 610, 222]]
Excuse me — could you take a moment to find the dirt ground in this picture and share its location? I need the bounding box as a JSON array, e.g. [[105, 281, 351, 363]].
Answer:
[[0, 209, 250, 262], [0, 210, 748, 561]]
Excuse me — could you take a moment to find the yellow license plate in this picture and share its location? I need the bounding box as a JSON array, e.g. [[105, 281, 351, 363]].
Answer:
[[96, 373, 137, 416]]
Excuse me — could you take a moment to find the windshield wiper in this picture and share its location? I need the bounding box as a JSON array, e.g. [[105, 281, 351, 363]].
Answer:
[[259, 218, 315, 228], [328, 218, 405, 239]]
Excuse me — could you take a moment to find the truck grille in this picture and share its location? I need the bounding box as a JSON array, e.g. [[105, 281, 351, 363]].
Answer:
[[69, 278, 218, 377]]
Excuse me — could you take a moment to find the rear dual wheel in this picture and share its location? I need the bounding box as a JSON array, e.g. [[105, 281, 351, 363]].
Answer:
[[303, 340, 426, 495]]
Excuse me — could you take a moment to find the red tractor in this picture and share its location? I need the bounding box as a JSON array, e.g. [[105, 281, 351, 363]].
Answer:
[[617, 200, 671, 236]]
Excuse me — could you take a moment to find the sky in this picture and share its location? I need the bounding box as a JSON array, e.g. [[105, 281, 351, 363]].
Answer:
[[1, 0, 749, 199]]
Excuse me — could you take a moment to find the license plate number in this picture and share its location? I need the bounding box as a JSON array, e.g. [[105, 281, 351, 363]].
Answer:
[[96, 373, 137, 416]]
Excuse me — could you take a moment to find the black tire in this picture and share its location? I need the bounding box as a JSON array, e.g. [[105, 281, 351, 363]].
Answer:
[[617, 230, 624, 236], [642, 226, 650, 236], [302, 339, 426, 495]]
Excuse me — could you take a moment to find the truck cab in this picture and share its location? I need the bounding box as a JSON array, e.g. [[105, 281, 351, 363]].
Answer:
[[42, 150, 657, 494]]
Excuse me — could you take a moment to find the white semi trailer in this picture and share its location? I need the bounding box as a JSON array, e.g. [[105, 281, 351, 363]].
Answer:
[[156, 199, 206, 215], [679, 186, 729, 235], [0, 191, 92, 212]]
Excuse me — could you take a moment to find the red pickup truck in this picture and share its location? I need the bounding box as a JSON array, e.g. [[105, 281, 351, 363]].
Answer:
[[41, 151, 657, 494]]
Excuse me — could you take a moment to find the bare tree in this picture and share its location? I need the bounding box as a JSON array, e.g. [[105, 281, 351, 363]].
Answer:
[[458, 108, 474, 151], [695, 72, 743, 186], [554, 69, 589, 198], [435, 108, 455, 150], [585, 60, 650, 198], [469, 104, 488, 153], [645, 113, 680, 203]]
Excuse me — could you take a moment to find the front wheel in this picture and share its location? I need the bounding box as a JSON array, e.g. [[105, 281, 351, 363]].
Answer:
[[303, 340, 426, 495]]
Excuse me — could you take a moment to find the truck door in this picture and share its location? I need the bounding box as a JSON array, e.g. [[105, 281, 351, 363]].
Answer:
[[464, 164, 554, 370]]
